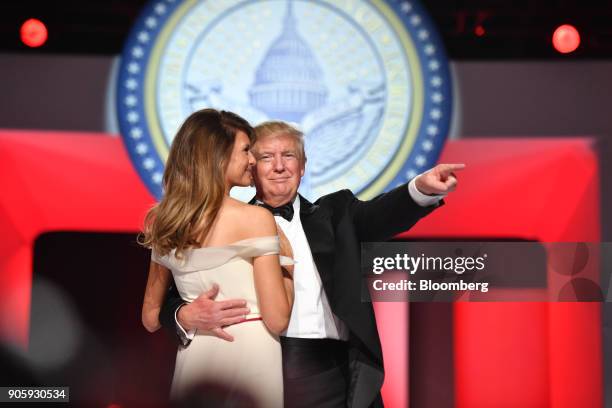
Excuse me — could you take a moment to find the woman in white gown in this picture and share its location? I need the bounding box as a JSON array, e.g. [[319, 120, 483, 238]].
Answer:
[[140, 109, 294, 407]]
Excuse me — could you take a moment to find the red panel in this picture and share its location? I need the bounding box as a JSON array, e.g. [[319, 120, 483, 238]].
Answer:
[[454, 303, 551, 407], [374, 302, 409, 408]]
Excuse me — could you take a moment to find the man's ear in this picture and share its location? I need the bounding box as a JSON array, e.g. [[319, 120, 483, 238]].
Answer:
[[300, 157, 306, 177]]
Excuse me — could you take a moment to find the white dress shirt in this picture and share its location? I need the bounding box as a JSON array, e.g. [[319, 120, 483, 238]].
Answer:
[[275, 197, 348, 339]]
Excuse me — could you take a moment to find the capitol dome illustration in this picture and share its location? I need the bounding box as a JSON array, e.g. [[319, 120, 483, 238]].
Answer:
[[249, 1, 328, 122]]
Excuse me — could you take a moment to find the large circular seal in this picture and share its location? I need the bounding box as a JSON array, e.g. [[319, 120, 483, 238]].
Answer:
[[117, 0, 452, 201]]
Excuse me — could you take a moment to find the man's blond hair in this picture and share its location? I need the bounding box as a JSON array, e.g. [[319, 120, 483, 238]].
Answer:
[[253, 121, 306, 162]]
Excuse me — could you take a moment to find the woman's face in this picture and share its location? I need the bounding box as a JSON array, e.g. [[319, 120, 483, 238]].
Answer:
[[225, 130, 255, 189]]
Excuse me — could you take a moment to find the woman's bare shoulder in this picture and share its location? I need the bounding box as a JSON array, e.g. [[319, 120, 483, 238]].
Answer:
[[242, 205, 276, 230], [219, 200, 276, 237]]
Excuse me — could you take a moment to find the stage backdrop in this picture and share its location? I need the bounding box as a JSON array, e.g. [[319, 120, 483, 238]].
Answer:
[[0, 130, 601, 407]]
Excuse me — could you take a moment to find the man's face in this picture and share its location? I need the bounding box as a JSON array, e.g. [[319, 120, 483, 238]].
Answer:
[[252, 133, 305, 206]]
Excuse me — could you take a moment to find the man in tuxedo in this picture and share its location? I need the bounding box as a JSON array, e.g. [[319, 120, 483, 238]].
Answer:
[[160, 121, 463, 407]]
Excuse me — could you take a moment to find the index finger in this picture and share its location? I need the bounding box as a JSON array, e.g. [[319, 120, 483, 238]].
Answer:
[[439, 163, 465, 175], [218, 298, 248, 310]]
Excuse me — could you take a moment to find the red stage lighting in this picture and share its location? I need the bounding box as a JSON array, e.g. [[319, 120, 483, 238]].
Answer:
[[552, 24, 580, 54], [20, 18, 48, 48], [475, 25, 485, 37]]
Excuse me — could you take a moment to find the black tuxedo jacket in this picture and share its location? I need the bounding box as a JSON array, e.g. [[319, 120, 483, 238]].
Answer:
[[159, 183, 439, 408]]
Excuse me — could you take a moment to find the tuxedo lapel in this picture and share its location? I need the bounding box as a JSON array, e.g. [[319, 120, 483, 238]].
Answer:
[[299, 195, 335, 287]]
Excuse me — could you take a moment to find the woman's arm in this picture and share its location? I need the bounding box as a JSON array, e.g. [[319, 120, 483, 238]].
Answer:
[[142, 259, 172, 333], [250, 207, 294, 335], [277, 225, 294, 309]]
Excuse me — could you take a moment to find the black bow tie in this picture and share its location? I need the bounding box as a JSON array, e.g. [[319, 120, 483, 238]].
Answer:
[[259, 202, 294, 221]]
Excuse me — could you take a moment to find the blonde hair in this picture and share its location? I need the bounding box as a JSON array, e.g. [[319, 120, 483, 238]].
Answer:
[[141, 109, 253, 258], [253, 121, 306, 162]]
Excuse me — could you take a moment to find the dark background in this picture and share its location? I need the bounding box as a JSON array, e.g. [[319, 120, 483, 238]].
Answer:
[[2, 0, 612, 58], [29, 232, 175, 407]]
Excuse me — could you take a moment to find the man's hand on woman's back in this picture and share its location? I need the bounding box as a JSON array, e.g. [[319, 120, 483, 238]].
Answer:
[[177, 283, 250, 342]]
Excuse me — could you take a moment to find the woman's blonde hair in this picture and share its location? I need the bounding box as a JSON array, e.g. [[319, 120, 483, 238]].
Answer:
[[141, 109, 253, 258]]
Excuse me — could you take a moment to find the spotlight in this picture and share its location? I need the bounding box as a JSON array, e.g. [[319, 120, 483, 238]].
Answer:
[[20, 18, 48, 48], [474, 11, 488, 37], [552, 24, 580, 54]]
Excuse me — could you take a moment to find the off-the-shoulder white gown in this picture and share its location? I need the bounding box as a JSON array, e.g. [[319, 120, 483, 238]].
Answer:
[[153, 236, 288, 407]]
